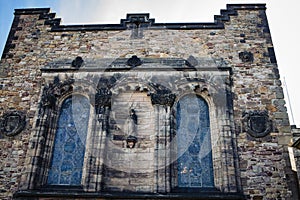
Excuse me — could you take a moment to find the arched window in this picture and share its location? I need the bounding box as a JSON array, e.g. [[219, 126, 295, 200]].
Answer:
[[47, 95, 90, 185], [177, 95, 214, 188]]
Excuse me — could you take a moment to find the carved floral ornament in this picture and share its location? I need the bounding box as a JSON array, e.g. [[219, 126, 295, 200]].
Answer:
[[242, 110, 272, 138], [0, 111, 26, 137]]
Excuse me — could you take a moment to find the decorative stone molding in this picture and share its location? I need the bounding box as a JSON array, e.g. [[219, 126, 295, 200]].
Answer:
[[0, 111, 26, 137], [242, 110, 272, 138]]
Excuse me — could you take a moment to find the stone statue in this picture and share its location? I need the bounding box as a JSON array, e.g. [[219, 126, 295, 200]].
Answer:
[[125, 109, 138, 148], [126, 109, 137, 136]]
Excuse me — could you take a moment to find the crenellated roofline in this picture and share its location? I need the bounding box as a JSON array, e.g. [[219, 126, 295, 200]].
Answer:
[[13, 4, 266, 31]]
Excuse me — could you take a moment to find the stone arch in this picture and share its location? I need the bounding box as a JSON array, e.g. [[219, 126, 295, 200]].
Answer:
[[174, 94, 214, 188], [47, 95, 90, 186], [170, 81, 239, 192], [23, 77, 95, 190]]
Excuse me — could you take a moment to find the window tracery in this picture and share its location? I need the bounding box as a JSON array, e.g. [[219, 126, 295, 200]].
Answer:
[[47, 95, 90, 185], [177, 95, 214, 188]]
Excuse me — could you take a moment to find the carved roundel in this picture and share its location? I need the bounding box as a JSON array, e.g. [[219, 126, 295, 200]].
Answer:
[[0, 111, 26, 137], [243, 110, 272, 138]]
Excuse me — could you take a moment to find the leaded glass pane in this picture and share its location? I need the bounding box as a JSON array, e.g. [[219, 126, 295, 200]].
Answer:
[[47, 96, 90, 185], [177, 95, 214, 188]]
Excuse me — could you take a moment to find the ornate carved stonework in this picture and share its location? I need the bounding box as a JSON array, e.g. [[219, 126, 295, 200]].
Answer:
[[149, 83, 176, 106], [239, 51, 253, 62], [150, 93, 176, 106], [0, 111, 26, 137], [95, 87, 112, 112], [95, 76, 120, 114], [41, 77, 74, 109], [243, 110, 272, 138]]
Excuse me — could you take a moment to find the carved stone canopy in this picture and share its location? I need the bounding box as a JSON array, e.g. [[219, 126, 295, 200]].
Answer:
[[149, 83, 176, 107], [95, 87, 112, 113], [41, 77, 74, 109]]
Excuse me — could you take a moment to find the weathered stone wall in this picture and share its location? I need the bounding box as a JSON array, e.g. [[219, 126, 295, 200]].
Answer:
[[0, 4, 297, 200], [0, 9, 48, 200], [292, 127, 300, 193]]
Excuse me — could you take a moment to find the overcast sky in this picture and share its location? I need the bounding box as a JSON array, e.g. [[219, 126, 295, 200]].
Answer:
[[0, 0, 299, 127]]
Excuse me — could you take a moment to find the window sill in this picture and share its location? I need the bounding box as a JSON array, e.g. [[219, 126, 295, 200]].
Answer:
[[14, 190, 245, 199]]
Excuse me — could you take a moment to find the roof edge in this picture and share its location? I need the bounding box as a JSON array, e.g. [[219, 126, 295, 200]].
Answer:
[[12, 4, 267, 31], [14, 8, 51, 15]]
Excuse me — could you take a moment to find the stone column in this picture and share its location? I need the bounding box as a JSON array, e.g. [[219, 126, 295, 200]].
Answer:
[[151, 92, 175, 193], [86, 88, 112, 191]]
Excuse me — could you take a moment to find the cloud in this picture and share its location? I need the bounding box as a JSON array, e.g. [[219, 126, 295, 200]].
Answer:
[[56, 0, 229, 24], [57, 0, 104, 24]]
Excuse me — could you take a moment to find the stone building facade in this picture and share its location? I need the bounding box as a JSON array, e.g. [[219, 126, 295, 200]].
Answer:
[[0, 3, 298, 200]]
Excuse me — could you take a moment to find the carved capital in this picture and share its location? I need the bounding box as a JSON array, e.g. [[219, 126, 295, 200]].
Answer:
[[150, 93, 176, 107], [149, 82, 176, 107]]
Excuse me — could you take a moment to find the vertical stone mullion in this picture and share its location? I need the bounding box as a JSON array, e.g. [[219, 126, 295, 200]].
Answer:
[[154, 104, 160, 193], [95, 106, 110, 191], [154, 104, 172, 193], [164, 106, 171, 193], [151, 91, 175, 193], [31, 107, 55, 189]]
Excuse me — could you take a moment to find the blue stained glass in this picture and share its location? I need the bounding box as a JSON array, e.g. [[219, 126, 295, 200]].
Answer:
[[177, 95, 214, 188], [47, 96, 90, 185]]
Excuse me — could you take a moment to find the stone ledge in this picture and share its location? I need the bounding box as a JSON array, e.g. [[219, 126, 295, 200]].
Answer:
[[14, 190, 245, 199]]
